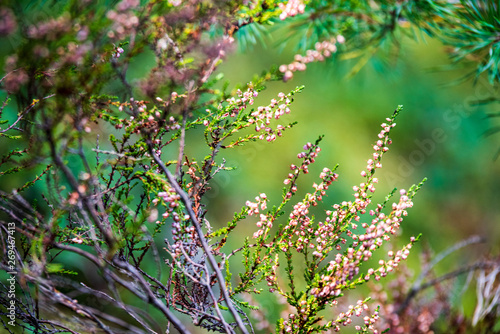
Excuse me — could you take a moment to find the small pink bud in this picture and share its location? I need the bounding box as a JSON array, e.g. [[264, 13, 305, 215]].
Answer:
[[283, 70, 293, 82]]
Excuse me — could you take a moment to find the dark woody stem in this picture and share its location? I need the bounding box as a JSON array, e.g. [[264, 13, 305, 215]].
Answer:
[[148, 140, 249, 334]]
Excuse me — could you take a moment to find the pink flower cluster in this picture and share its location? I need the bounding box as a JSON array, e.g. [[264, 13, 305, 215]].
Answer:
[[264, 267, 278, 288], [2, 63, 28, 93], [114, 99, 181, 134], [249, 91, 293, 142], [279, 36, 345, 82], [112, 46, 125, 59], [278, 143, 339, 251], [0, 7, 17, 37], [153, 189, 199, 257], [359, 309, 381, 333], [224, 88, 258, 117], [278, 0, 306, 20], [246, 193, 268, 216], [285, 168, 338, 255], [153, 188, 181, 221], [283, 142, 334, 192], [246, 194, 271, 239], [361, 119, 396, 178], [312, 201, 416, 299], [106, 0, 140, 40], [331, 299, 371, 331], [252, 213, 272, 239], [27, 16, 71, 40]]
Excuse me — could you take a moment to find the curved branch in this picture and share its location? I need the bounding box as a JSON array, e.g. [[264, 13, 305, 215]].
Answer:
[[397, 260, 494, 314]]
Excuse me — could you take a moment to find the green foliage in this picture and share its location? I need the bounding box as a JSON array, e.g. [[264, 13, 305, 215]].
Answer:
[[0, 1, 499, 334]]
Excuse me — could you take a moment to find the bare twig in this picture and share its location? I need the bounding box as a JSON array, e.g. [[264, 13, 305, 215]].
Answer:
[[397, 235, 490, 314], [175, 110, 188, 181], [0, 94, 55, 134], [52, 243, 189, 333], [112, 259, 192, 334], [37, 320, 81, 334], [412, 235, 485, 291]]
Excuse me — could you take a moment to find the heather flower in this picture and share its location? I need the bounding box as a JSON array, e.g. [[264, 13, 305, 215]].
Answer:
[[279, 38, 344, 82], [278, 0, 306, 20], [27, 15, 71, 40], [0, 7, 16, 36], [0, 1, 444, 333], [242, 107, 425, 334], [3, 68, 28, 93]]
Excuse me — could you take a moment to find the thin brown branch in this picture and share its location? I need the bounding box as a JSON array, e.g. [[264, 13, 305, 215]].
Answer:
[[397, 260, 495, 314], [0, 94, 55, 134], [148, 142, 249, 334], [113, 259, 192, 334], [46, 128, 116, 249], [37, 320, 80, 334], [52, 243, 190, 333]]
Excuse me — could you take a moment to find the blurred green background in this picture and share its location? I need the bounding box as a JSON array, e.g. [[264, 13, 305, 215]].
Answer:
[[2, 6, 500, 330], [209, 33, 500, 244], [189, 32, 500, 331]]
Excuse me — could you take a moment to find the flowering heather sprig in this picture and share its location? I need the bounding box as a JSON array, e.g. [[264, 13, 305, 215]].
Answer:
[[249, 90, 296, 142], [245, 140, 337, 268], [112, 45, 125, 58], [278, 0, 306, 20], [238, 107, 424, 334], [360, 111, 398, 180], [108, 99, 180, 131], [202, 86, 258, 131], [275, 140, 343, 255], [279, 37, 345, 82], [280, 167, 339, 253], [245, 193, 268, 213], [223, 87, 258, 118], [282, 138, 336, 197], [332, 299, 372, 331], [153, 188, 181, 218], [246, 193, 283, 240], [209, 86, 302, 149]]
